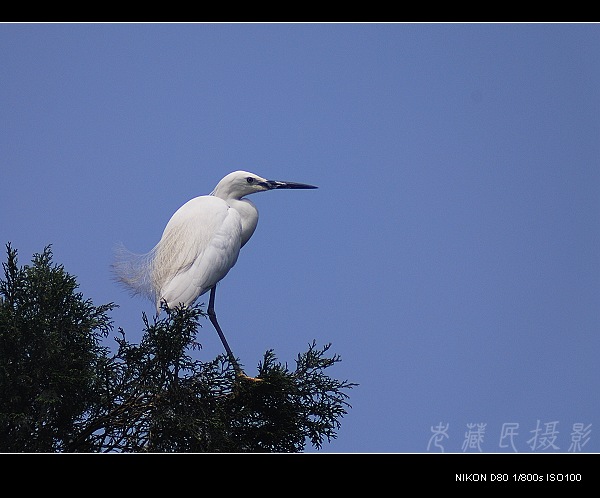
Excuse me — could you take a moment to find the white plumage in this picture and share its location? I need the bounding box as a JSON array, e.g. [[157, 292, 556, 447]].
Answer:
[[113, 170, 317, 313]]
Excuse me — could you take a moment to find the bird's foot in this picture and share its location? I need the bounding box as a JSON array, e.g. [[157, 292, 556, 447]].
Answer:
[[236, 372, 264, 382]]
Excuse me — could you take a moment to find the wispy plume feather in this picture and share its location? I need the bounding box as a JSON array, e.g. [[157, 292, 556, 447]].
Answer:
[[111, 242, 158, 304]]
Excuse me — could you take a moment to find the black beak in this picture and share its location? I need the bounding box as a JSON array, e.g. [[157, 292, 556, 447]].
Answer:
[[262, 180, 318, 190]]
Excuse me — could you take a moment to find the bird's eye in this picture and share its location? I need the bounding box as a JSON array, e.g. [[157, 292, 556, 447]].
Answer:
[[246, 177, 255, 184]]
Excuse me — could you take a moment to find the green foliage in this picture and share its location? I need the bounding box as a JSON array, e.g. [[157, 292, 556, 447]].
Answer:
[[0, 243, 116, 452], [76, 307, 356, 452], [0, 244, 357, 453]]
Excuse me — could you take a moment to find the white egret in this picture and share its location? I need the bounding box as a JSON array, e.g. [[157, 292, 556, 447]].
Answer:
[[113, 170, 317, 379]]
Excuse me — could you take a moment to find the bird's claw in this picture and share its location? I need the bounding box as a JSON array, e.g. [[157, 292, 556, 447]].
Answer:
[[236, 372, 264, 382]]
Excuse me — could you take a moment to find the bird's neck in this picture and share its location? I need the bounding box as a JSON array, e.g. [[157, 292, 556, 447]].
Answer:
[[228, 198, 259, 248]]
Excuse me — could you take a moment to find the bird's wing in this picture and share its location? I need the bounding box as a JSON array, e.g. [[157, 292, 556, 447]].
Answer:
[[153, 195, 243, 308]]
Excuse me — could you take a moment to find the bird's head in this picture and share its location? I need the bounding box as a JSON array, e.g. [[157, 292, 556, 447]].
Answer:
[[211, 170, 318, 200]]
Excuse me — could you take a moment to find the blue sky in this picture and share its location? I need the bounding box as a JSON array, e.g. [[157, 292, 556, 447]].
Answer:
[[1, 23, 599, 453]]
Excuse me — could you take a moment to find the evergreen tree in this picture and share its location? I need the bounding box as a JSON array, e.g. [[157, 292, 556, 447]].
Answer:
[[0, 244, 356, 452], [0, 243, 115, 452]]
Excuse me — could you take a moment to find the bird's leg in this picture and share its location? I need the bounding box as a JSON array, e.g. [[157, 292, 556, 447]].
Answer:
[[207, 286, 241, 374], [207, 286, 262, 382]]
